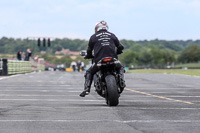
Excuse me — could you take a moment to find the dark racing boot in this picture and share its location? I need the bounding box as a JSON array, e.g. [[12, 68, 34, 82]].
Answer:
[[79, 88, 90, 97], [118, 67, 126, 93], [79, 72, 92, 97]]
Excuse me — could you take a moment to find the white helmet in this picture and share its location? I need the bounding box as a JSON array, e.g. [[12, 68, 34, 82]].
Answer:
[[95, 20, 109, 33]]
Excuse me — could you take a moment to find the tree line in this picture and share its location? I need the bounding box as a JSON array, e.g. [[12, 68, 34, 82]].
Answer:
[[0, 37, 200, 67], [119, 39, 200, 68]]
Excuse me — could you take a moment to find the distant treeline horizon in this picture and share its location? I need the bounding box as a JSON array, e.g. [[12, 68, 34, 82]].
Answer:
[[0, 37, 200, 67]]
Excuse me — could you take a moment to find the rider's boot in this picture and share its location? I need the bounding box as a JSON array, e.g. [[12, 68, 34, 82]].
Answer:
[[119, 67, 126, 93], [80, 72, 92, 97]]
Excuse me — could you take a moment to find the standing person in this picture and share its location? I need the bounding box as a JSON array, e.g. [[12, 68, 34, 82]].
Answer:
[[80, 20, 126, 97], [17, 51, 22, 60], [21, 51, 25, 61], [77, 60, 81, 72], [81, 61, 85, 71], [25, 49, 32, 61], [70, 61, 77, 72]]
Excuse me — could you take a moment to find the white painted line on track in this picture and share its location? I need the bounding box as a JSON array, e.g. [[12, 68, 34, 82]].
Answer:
[[163, 96, 200, 98], [0, 85, 73, 87], [115, 107, 200, 110], [0, 90, 81, 92], [122, 95, 200, 98], [0, 72, 38, 81], [1, 106, 198, 110], [0, 99, 199, 103], [0, 99, 104, 102], [0, 106, 110, 109], [121, 120, 200, 123], [121, 100, 199, 102], [0, 94, 78, 97], [0, 75, 21, 80], [68, 91, 82, 92], [124, 91, 200, 94], [0, 119, 200, 123]]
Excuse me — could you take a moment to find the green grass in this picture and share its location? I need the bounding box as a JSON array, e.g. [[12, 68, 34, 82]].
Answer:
[[0, 54, 15, 58], [128, 69, 200, 76], [174, 63, 200, 68]]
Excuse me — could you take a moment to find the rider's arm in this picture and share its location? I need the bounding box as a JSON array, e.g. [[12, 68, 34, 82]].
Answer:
[[113, 34, 124, 54], [85, 36, 94, 59]]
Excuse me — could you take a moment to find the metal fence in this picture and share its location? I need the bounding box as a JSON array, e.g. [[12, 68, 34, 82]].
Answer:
[[0, 59, 45, 75], [8, 60, 32, 75], [0, 58, 3, 71], [0, 58, 3, 70]]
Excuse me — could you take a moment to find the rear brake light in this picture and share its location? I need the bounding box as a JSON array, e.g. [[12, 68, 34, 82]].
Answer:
[[103, 58, 112, 62]]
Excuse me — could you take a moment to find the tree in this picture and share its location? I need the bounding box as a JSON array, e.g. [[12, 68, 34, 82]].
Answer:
[[163, 49, 176, 65], [178, 44, 200, 63], [151, 49, 165, 66], [138, 49, 153, 65], [119, 50, 138, 67]]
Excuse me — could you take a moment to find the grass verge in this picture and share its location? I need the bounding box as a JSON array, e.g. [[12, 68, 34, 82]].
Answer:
[[128, 69, 200, 76], [174, 63, 200, 68]]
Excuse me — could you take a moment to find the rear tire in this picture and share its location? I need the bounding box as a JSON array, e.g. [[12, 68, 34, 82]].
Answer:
[[105, 75, 119, 106]]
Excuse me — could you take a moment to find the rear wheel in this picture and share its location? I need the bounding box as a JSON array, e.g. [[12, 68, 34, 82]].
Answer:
[[105, 75, 119, 106]]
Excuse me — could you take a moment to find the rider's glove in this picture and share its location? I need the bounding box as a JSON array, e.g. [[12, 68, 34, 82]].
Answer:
[[117, 49, 123, 55], [84, 54, 94, 59], [84, 56, 89, 59]]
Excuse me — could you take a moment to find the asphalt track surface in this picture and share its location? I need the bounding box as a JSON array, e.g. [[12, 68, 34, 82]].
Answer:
[[0, 71, 200, 133]]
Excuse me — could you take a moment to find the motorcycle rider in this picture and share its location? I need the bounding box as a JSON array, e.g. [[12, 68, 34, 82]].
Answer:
[[80, 20, 126, 97]]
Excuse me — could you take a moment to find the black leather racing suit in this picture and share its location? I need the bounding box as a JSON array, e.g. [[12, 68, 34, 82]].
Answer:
[[80, 29, 125, 97], [85, 29, 124, 63]]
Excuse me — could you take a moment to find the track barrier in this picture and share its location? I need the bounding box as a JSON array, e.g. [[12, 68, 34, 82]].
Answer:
[[0, 58, 45, 76]]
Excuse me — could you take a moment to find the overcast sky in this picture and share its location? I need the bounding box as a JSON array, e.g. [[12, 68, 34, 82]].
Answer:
[[0, 0, 200, 40]]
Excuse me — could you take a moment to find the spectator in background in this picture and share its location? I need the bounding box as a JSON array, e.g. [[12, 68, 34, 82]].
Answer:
[[81, 61, 85, 71], [34, 55, 39, 62], [25, 48, 32, 61], [17, 51, 22, 60], [21, 51, 25, 61], [70, 61, 77, 72], [77, 60, 81, 72]]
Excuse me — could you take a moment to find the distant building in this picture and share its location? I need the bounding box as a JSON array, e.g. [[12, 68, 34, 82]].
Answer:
[[55, 48, 80, 56], [40, 51, 47, 54]]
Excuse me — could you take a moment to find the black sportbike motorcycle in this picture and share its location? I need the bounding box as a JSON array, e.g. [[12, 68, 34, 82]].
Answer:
[[94, 57, 125, 106], [80, 51, 125, 106]]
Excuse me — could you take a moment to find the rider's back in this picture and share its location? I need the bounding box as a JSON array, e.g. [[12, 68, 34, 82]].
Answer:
[[88, 30, 120, 64]]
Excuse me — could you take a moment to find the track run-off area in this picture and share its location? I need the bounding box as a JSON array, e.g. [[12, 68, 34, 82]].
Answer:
[[0, 71, 200, 133]]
